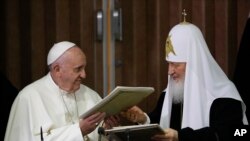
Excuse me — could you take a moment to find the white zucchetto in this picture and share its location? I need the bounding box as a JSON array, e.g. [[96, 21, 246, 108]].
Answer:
[[47, 41, 76, 65]]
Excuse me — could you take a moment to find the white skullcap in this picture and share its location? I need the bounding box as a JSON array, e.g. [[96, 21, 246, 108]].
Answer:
[[165, 23, 198, 62], [47, 41, 76, 65]]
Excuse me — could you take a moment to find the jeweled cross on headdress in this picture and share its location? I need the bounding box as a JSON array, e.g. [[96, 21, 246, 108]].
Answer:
[[182, 9, 187, 22], [165, 35, 176, 58], [181, 9, 189, 24]]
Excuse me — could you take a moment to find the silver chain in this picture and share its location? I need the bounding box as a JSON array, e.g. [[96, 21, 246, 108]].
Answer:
[[59, 89, 89, 140]]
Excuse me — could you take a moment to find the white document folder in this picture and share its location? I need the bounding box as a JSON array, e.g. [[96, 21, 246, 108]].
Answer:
[[80, 86, 154, 119]]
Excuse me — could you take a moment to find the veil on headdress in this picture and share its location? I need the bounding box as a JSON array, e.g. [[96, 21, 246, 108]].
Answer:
[[160, 10, 248, 129]]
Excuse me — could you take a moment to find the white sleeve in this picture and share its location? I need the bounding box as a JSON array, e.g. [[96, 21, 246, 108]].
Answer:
[[4, 95, 84, 141], [43, 124, 83, 141]]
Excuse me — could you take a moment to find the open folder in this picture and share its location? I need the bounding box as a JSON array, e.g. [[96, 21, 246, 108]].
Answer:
[[105, 124, 165, 141], [80, 86, 154, 119]]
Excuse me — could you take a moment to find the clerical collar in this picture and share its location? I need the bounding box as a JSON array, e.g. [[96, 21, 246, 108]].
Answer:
[[59, 89, 70, 95]]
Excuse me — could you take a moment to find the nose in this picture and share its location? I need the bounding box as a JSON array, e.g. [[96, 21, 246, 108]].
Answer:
[[168, 64, 174, 75], [80, 69, 86, 78]]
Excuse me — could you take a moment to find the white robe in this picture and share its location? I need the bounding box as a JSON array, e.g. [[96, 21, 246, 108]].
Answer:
[[4, 73, 104, 141], [161, 23, 248, 129]]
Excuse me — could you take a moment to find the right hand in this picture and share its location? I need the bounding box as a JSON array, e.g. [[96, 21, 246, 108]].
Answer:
[[120, 106, 147, 124], [79, 112, 106, 136], [151, 128, 179, 141]]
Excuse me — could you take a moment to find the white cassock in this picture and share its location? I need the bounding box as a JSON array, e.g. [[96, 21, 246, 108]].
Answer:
[[4, 73, 104, 141]]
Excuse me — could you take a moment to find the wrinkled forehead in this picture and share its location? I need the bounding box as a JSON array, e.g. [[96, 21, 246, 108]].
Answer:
[[167, 61, 186, 69]]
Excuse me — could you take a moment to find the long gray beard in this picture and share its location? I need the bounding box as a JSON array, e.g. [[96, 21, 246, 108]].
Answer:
[[171, 77, 184, 104]]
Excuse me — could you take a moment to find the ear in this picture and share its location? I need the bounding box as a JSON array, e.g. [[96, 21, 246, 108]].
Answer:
[[52, 63, 60, 73]]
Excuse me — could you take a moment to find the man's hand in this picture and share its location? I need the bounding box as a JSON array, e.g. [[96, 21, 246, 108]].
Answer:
[[103, 115, 121, 129], [151, 128, 178, 141], [120, 106, 147, 124], [79, 112, 106, 136]]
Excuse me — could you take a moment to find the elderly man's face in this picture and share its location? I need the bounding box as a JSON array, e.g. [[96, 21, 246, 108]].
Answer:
[[168, 62, 186, 103], [56, 47, 87, 93], [168, 62, 186, 82]]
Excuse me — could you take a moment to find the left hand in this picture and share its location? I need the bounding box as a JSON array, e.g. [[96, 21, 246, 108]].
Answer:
[[151, 128, 178, 141], [79, 112, 106, 136]]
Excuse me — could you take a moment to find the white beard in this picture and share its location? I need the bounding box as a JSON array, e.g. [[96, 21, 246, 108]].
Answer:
[[170, 77, 184, 104]]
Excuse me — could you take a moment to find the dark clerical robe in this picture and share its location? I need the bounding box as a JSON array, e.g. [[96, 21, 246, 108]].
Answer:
[[149, 92, 247, 141]]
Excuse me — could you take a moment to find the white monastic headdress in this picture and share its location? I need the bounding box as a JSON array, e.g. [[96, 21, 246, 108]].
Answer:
[[160, 14, 248, 129], [47, 41, 76, 65]]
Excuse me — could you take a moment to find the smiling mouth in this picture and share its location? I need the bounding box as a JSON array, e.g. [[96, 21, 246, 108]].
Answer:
[[75, 79, 82, 84]]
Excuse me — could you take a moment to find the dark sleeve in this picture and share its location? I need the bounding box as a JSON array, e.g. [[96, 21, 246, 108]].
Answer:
[[148, 92, 165, 124], [179, 98, 244, 141]]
